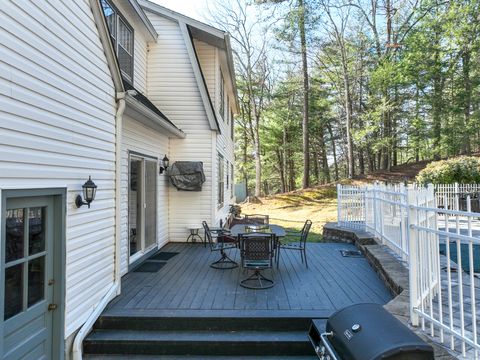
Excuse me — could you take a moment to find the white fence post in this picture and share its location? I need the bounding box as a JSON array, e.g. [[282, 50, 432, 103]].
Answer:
[[407, 187, 419, 326], [337, 184, 342, 225]]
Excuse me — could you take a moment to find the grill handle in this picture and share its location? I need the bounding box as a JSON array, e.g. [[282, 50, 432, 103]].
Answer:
[[318, 332, 341, 360]]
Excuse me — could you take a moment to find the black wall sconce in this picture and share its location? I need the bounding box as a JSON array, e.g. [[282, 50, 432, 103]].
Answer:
[[159, 155, 169, 174], [75, 176, 98, 208]]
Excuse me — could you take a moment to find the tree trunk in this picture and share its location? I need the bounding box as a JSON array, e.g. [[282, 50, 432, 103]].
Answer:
[[276, 148, 286, 193], [299, 0, 310, 189], [327, 123, 339, 181], [462, 50, 472, 155], [254, 126, 262, 197]]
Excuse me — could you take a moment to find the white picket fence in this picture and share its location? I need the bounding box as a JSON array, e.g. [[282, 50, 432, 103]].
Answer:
[[435, 183, 480, 212], [337, 183, 480, 358]]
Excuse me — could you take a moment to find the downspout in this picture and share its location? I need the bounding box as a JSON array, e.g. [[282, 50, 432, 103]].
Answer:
[[72, 92, 125, 360]]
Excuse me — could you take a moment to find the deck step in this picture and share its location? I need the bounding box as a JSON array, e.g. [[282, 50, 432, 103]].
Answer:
[[85, 355, 318, 359], [95, 314, 312, 332], [83, 329, 318, 356]]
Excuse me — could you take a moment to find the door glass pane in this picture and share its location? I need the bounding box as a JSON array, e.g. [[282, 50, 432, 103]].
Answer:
[[5, 264, 23, 320], [29, 207, 45, 255], [28, 256, 45, 307], [129, 158, 142, 256], [144, 160, 157, 249], [6, 209, 24, 262]]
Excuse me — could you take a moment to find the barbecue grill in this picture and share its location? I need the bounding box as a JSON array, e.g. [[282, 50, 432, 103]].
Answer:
[[309, 303, 434, 360]]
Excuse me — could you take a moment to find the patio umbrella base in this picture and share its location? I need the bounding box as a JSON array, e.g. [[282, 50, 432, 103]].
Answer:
[[240, 270, 274, 289], [210, 251, 238, 269]]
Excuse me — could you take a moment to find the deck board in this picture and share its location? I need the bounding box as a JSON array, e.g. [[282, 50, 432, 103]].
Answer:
[[105, 243, 393, 316]]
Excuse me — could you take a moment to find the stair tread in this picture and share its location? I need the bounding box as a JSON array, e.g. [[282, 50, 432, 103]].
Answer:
[[85, 355, 318, 360], [86, 329, 309, 342]]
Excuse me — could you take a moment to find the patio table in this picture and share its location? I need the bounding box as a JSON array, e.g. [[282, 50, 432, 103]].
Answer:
[[230, 224, 286, 238]]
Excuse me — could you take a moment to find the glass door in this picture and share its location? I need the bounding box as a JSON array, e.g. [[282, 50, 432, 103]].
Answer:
[[129, 157, 143, 257], [144, 160, 157, 249], [128, 154, 158, 262], [3, 196, 55, 359]]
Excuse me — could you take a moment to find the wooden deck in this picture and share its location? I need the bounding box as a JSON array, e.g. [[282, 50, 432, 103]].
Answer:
[[105, 242, 392, 317]]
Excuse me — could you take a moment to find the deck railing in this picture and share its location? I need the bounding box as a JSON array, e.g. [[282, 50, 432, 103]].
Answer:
[[337, 183, 480, 357]]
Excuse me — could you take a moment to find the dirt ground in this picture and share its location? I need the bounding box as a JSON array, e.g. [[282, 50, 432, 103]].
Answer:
[[240, 186, 338, 242]]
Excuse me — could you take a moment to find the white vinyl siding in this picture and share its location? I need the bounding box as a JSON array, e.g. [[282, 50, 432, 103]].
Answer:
[[193, 40, 216, 105], [120, 115, 169, 275], [191, 40, 235, 223], [145, 13, 214, 240], [0, 0, 116, 339]]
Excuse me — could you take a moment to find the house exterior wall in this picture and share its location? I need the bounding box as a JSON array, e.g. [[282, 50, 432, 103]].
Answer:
[[211, 52, 236, 225], [145, 13, 215, 241], [0, 0, 116, 339], [193, 40, 216, 106], [120, 115, 169, 275]]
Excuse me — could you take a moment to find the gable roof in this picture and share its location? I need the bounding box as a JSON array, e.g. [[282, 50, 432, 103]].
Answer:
[[139, 0, 239, 126], [89, 0, 124, 94], [124, 0, 158, 41]]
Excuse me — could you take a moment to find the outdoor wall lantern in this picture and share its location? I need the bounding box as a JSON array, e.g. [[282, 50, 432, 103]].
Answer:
[[159, 155, 170, 174], [75, 176, 98, 208]]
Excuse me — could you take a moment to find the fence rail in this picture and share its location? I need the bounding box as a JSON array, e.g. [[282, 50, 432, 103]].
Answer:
[[337, 183, 480, 358]]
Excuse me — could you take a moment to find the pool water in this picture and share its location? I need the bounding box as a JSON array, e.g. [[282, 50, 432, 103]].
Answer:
[[439, 242, 480, 273]]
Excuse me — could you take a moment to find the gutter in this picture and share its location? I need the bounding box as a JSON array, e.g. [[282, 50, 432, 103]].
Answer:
[[71, 93, 126, 360], [125, 92, 186, 139]]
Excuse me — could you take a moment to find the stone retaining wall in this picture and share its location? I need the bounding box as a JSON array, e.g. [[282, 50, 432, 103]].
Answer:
[[322, 222, 456, 359]]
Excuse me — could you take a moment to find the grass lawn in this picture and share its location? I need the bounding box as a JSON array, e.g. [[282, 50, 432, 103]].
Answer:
[[240, 185, 338, 242]]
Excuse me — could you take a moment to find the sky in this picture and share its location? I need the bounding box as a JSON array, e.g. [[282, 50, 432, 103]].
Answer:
[[149, 0, 209, 22]]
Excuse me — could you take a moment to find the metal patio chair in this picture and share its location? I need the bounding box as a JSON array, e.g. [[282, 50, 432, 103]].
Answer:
[[243, 214, 269, 225], [277, 220, 312, 268], [238, 233, 275, 289], [202, 221, 238, 269]]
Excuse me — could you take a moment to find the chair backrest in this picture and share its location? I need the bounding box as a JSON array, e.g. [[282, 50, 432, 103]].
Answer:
[[202, 221, 215, 250], [239, 233, 275, 268], [300, 220, 312, 246], [245, 224, 270, 233], [244, 214, 269, 225]]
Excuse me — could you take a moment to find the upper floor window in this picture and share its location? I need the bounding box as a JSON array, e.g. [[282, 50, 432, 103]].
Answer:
[[217, 153, 225, 208], [101, 0, 134, 84], [230, 109, 234, 140], [226, 97, 230, 124], [219, 70, 225, 120]]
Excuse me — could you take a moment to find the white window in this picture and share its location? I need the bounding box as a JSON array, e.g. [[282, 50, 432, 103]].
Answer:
[[101, 0, 134, 83], [231, 163, 234, 193], [230, 109, 234, 140], [217, 153, 224, 207], [226, 97, 230, 124], [219, 70, 225, 120]]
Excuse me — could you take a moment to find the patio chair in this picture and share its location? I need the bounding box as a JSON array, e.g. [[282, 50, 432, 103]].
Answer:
[[244, 214, 269, 225], [202, 221, 238, 269], [277, 220, 312, 268], [238, 233, 275, 289]]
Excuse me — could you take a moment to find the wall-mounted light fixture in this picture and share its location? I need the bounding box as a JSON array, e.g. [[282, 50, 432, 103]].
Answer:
[[75, 176, 97, 208], [159, 155, 170, 174]]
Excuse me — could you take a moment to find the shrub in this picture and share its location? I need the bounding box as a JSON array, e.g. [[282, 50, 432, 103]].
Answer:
[[416, 157, 480, 185]]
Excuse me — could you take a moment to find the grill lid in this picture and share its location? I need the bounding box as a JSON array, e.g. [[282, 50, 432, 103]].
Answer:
[[326, 303, 433, 360]]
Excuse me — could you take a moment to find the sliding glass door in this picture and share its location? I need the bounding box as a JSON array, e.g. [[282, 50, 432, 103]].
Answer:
[[129, 154, 157, 261]]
